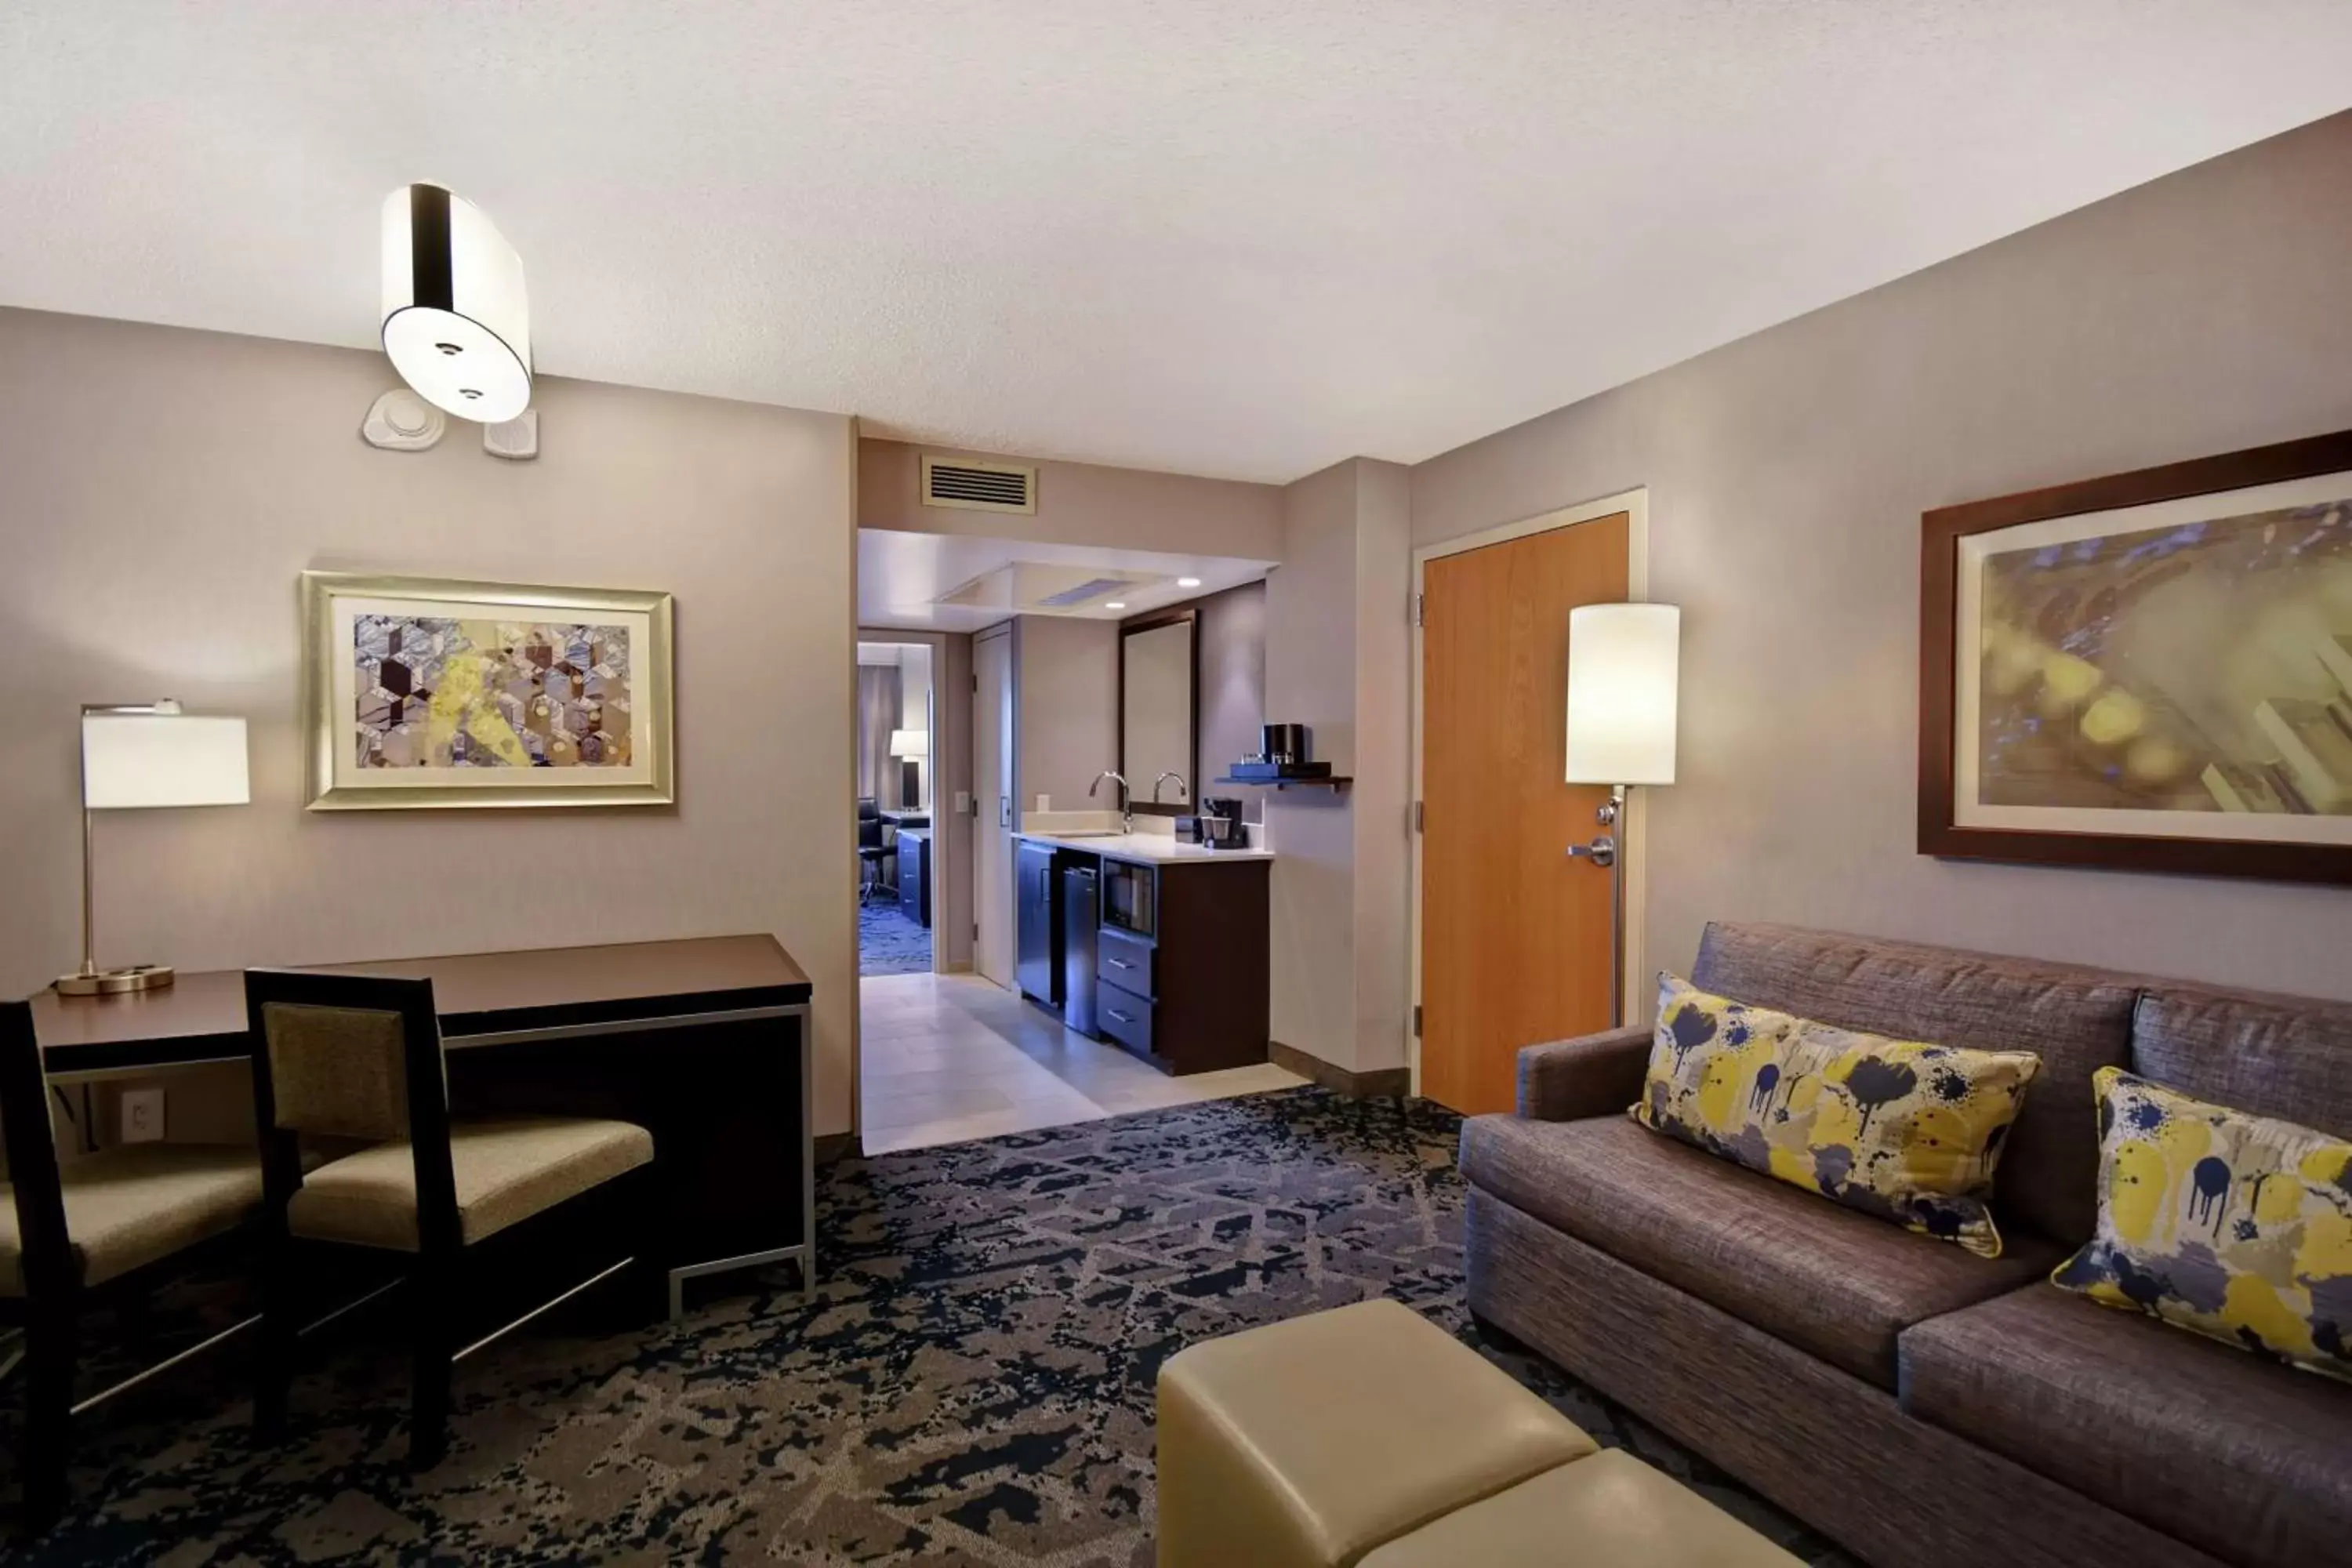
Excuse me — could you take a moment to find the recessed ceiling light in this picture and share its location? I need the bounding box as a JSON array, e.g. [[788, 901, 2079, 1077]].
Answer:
[[1178, 577, 1202, 588], [1105, 601, 1127, 611]]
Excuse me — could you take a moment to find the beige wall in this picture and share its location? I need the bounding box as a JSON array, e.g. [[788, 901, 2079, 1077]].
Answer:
[[1351, 462, 1414, 1067], [0, 308, 863, 1133], [1409, 112, 2352, 1000], [1190, 580, 1269, 819], [858, 437, 1282, 559], [1011, 615, 1120, 814], [1264, 458, 1414, 1073]]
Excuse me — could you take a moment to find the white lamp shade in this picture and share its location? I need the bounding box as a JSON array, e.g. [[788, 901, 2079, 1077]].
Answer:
[[1565, 603, 1679, 786], [382, 183, 532, 423], [888, 728, 929, 759], [82, 713, 249, 809]]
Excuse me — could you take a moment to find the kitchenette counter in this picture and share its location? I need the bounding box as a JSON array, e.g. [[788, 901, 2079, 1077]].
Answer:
[[1011, 830, 1273, 864], [1011, 824, 1270, 1076]]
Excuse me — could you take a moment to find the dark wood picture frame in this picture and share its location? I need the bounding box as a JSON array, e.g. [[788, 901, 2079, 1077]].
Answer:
[[1117, 606, 1200, 818], [1919, 426, 2352, 885]]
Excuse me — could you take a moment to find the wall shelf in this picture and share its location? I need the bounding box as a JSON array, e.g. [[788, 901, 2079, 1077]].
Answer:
[[1213, 775, 1353, 791]]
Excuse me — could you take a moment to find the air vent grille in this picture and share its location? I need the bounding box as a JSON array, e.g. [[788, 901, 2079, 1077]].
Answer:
[[1034, 576, 1133, 608], [921, 454, 1036, 514]]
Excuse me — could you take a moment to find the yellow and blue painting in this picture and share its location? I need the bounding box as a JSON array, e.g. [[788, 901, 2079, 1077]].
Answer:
[[1978, 496, 2352, 816], [353, 616, 633, 769]]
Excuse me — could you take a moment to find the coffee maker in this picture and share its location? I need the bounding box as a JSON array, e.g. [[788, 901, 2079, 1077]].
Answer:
[[1197, 796, 1248, 850]]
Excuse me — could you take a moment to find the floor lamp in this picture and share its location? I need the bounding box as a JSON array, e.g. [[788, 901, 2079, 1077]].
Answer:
[[1564, 604, 1680, 1029]]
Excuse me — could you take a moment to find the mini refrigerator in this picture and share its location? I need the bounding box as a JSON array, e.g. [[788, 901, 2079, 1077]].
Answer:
[[1062, 863, 1099, 1037]]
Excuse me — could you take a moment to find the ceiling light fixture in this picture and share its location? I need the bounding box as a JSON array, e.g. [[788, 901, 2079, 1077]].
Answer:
[[381, 183, 532, 423], [1105, 602, 1127, 611], [1178, 577, 1202, 588]]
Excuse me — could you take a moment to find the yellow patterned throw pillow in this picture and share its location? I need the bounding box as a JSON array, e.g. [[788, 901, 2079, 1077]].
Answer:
[[2053, 1069, 2352, 1383], [1633, 975, 2042, 1258]]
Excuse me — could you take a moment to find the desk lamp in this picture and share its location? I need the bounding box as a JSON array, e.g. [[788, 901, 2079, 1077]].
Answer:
[[57, 702, 249, 996]]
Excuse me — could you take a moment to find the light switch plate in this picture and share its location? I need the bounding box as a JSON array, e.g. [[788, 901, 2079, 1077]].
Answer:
[[953, 790, 971, 815], [120, 1086, 165, 1144]]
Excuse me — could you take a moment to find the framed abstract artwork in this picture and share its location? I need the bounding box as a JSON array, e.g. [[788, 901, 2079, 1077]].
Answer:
[[302, 572, 675, 810], [1919, 429, 2352, 884]]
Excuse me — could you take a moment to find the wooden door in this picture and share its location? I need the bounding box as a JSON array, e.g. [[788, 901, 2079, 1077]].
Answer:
[[973, 627, 1016, 989], [1421, 514, 1629, 1115]]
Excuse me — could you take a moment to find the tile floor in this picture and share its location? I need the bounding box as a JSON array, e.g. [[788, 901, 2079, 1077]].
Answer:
[[858, 971, 1307, 1154]]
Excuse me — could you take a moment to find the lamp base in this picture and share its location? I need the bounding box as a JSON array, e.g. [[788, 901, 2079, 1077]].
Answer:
[[55, 964, 176, 997]]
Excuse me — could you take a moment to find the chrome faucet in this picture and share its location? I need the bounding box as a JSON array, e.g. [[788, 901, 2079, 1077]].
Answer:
[[1153, 770, 1189, 805], [1090, 770, 1133, 834]]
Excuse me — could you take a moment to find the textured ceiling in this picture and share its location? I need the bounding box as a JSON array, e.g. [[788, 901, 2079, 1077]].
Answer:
[[3, 3, 2347, 482]]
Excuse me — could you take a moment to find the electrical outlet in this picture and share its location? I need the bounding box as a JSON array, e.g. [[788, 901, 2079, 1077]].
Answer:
[[120, 1086, 165, 1144]]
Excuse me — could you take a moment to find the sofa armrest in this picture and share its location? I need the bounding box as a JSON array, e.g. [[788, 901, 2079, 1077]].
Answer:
[[1515, 1025, 1653, 1121]]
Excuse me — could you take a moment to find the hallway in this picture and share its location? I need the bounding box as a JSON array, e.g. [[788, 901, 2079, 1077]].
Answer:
[[858, 972, 1303, 1154]]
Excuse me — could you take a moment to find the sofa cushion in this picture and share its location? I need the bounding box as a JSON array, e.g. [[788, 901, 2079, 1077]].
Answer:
[[1693, 923, 2140, 1246], [2131, 987, 2352, 1142], [1900, 1283, 2352, 1568], [1639, 973, 2040, 1258], [2054, 1067, 2352, 1383], [1458, 1113, 2063, 1387]]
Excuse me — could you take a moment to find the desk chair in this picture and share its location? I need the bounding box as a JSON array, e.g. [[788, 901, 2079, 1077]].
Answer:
[[858, 797, 891, 903], [245, 970, 656, 1468], [0, 998, 271, 1531]]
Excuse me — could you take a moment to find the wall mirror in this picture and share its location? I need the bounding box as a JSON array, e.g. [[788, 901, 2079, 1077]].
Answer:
[[1120, 611, 1196, 815]]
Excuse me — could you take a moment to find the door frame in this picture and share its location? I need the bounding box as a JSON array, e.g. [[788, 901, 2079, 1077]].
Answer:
[[971, 619, 1017, 991], [855, 628, 957, 976], [1406, 485, 1652, 1095]]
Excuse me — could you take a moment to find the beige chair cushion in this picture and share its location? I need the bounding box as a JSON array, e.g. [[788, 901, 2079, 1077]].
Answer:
[[288, 1116, 652, 1251], [1359, 1450, 1804, 1568], [0, 1144, 267, 1294], [1156, 1298, 1596, 1568], [260, 1001, 413, 1141]]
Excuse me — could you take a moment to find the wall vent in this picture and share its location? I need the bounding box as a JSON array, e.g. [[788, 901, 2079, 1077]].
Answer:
[[921, 454, 1036, 515], [1033, 576, 1132, 608]]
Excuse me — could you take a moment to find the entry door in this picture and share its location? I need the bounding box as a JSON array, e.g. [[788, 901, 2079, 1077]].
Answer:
[[1420, 514, 1629, 1115], [973, 626, 1016, 989]]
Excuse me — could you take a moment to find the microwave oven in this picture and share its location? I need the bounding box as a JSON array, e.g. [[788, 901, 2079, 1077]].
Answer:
[[1102, 859, 1156, 938]]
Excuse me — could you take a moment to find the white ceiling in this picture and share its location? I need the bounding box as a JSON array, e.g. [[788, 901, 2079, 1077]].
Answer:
[[4, 4, 2347, 483], [860, 530, 1272, 632]]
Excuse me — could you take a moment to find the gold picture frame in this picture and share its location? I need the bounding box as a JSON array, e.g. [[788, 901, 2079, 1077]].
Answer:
[[301, 572, 676, 811]]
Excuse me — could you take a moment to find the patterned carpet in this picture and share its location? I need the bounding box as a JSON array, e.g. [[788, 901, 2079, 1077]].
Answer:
[[860, 898, 933, 977], [6, 1089, 1854, 1565]]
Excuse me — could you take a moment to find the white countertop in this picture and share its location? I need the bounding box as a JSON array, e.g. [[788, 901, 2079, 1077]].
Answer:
[[1012, 829, 1274, 864]]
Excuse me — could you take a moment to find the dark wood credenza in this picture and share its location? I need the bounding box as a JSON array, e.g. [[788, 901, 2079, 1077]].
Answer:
[[27, 934, 815, 1319]]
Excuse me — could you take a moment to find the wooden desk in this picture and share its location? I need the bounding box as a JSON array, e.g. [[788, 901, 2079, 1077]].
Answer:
[[29, 935, 815, 1317]]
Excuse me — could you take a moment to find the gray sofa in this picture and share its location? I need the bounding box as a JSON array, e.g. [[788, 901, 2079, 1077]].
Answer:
[[1459, 921, 2351, 1568]]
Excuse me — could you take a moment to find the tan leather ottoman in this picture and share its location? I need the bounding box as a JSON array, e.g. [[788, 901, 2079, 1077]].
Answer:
[[1156, 1299, 1596, 1568], [1359, 1449, 1806, 1567]]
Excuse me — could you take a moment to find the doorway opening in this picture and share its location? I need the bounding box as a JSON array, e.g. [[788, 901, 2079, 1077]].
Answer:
[[857, 639, 935, 978]]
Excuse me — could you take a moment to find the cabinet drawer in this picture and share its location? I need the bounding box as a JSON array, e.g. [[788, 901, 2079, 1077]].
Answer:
[[1096, 927, 1155, 996], [1096, 980, 1154, 1058]]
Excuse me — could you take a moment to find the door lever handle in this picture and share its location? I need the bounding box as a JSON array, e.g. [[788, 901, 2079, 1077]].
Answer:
[[1566, 835, 1618, 869]]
